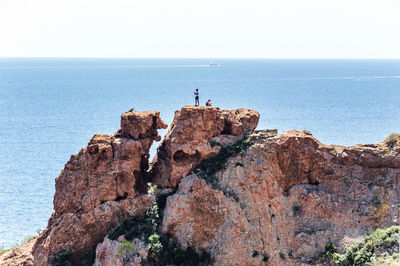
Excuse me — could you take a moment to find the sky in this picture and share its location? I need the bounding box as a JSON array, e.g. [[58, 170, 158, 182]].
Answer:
[[0, 0, 399, 58]]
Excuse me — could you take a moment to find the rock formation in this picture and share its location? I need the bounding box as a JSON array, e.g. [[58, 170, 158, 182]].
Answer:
[[32, 111, 167, 265], [93, 236, 149, 266], [28, 106, 399, 266], [161, 130, 400, 265], [151, 106, 260, 188]]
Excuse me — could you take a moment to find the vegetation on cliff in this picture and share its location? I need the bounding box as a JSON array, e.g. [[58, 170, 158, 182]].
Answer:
[[47, 248, 95, 266], [0, 235, 37, 256], [319, 226, 399, 265], [0, 235, 37, 265], [385, 133, 399, 149], [107, 185, 211, 265], [30, 108, 399, 265], [193, 135, 254, 186]]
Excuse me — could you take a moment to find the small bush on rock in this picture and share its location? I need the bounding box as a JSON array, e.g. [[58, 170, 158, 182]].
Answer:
[[0, 235, 37, 256], [118, 240, 137, 264], [194, 136, 254, 185], [318, 226, 399, 265], [318, 242, 337, 262], [80, 248, 96, 266], [279, 251, 285, 260], [48, 250, 73, 266], [107, 185, 211, 265], [385, 133, 399, 149], [145, 237, 211, 266], [148, 233, 162, 252], [107, 218, 153, 242]]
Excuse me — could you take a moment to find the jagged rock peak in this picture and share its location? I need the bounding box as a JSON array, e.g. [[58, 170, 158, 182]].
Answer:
[[120, 110, 167, 141], [32, 110, 165, 265], [151, 105, 260, 188]]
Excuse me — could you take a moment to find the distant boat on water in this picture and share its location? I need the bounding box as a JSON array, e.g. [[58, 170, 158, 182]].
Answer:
[[209, 62, 220, 67]]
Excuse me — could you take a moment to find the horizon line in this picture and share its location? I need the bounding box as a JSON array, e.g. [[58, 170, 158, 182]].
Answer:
[[1, 56, 400, 60]]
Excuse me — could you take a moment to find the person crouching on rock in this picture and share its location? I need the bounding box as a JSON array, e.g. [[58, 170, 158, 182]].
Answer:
[[206, 99, 212, 107], [194, 88, 199, 106]]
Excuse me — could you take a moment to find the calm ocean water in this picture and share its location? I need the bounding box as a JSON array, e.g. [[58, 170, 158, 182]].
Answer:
[[0, 58, 399, 248]]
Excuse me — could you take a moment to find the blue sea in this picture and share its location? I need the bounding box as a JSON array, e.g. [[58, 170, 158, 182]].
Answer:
[[0, 58, 399, 249]]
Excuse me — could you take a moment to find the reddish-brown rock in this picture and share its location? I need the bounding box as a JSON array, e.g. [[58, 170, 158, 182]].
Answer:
[[121, 110, 167, 141], [161, 130, 400, 265], [151, 106, 260, 188], [31, 106, 399, 265], [93, 236, 149, 266], [0, 236, 37, 266], [32, 111, 166, 265]]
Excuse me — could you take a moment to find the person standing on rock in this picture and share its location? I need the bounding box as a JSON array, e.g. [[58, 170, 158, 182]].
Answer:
[[194, 88, 199, 106]]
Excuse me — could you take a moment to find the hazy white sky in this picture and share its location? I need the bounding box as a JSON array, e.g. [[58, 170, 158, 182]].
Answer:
[[0, 0, 399, 58]]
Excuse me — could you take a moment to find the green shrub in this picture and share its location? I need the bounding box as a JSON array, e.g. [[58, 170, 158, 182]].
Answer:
[[193, 136, 254, 185], [371, 252, 399, 265], [318, 242, 337, 262], [119, 240, 137, 264], [127, 108, 135, 112], [48, 250, 73, 266], [156, 191, 172, 213], [118, 240, 136, 256], [145, 237, 211, 266], [107, 218, 153, 242], [148, 233, 162, 252], [320, 226, 399, 265], [80, 248, 96, 266], [325, 242, 337, 254], [385, 133, 399, 149], [0, 235, 37, 256], [0, 245, 18, 256], [279, 251, 285, 259], [107, 185, 211, 266], [22, 235, 36, 244]]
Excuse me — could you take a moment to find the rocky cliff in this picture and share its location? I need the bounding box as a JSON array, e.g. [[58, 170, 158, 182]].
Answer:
[[12, 106, 399, 265], [151, 106, 260, 188], [32, 111, 167, 265], [161, 130, 399, 265]]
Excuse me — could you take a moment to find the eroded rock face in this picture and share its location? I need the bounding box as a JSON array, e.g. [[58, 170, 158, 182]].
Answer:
[[151, 106, 260, 188], [32, 106, 399, 265], [94, 237, 126, 266], [121, 111, 168, 141], [93, 236, 149, 266], [162, 130, 400, 265], [32, 111, 166, 265]]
